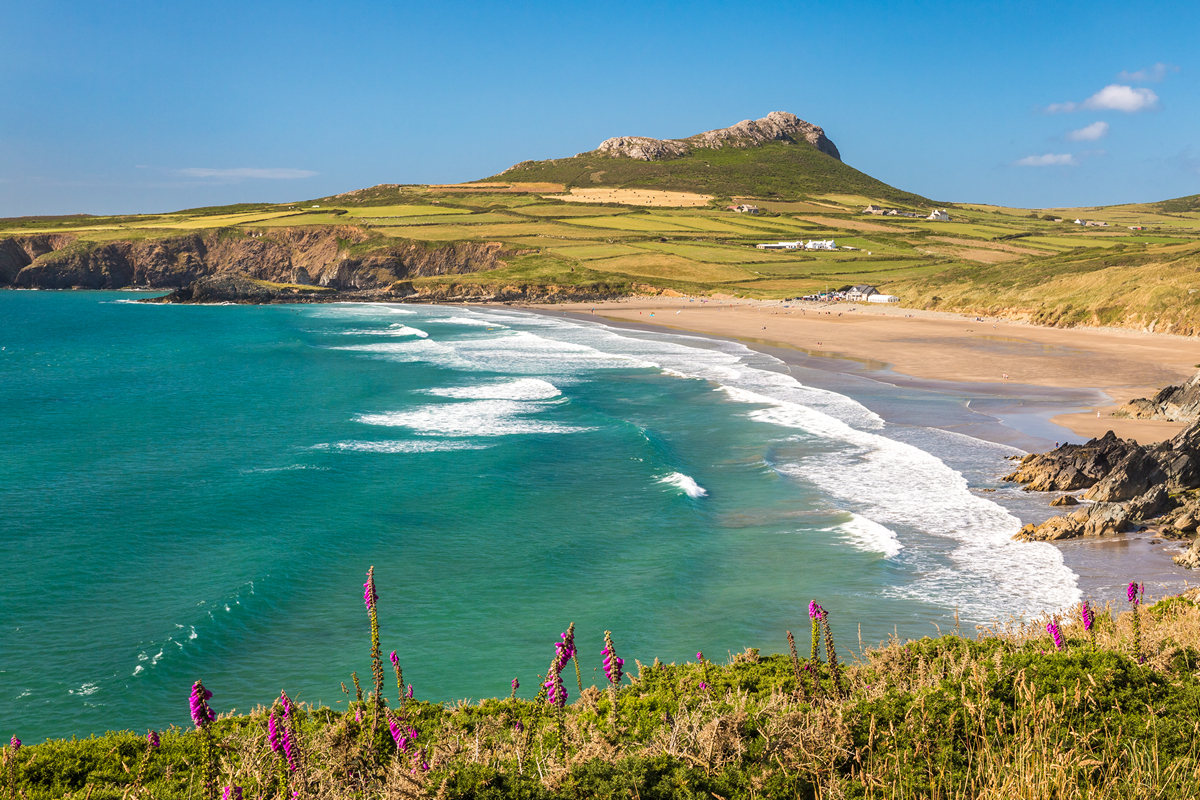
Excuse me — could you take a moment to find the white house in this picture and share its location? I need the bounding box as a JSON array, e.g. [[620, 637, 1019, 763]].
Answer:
[[847, 284, 877, 301], [863, 204, 884, 215], [927, 209, 951, 222], [867, 294, 899, 304], [755, 241, 803, 250], [804, 239, 837, 251]]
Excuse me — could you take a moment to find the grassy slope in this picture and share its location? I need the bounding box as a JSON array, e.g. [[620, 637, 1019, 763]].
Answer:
[[487, 142, 930, 206], [6, 596, 1200, 799]]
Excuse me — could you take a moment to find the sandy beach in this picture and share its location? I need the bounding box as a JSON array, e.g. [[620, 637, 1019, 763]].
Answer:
[[527, 296, 1200, 446]]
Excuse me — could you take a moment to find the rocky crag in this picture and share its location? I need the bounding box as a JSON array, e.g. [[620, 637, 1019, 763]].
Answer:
[[1004, 426, 1200, 568], [1114, 369, 1200, 423], [591, 111, 841, 162]]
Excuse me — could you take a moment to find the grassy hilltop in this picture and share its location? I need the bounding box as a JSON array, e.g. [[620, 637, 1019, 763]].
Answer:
[[486, 141, 928, 207]]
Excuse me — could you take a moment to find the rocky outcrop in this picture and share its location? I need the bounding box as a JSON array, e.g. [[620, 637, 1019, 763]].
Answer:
[[1, 229, 515, 295], [393, 281, 630, 304], [1115, 369, 1200, 423], [1007, 423, 1200, 555], [1003, 431, 1142, 492], [1176, 538, 1200, 569], [594, 112, 841, 162]]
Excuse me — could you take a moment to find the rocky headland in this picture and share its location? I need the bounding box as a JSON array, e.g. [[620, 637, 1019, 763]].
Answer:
[[1004, 417, 1200, 569], [0, 227, 635, 304]]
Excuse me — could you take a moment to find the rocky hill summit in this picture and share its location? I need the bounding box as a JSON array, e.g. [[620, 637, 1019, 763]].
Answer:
[[593, 111, 841, 162]]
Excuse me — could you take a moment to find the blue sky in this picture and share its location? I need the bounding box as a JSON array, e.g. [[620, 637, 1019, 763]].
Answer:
[[2, 0, 1197, 216]]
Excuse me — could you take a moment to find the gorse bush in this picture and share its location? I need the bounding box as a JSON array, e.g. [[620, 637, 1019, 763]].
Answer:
[[6, 576, 1200, 799]]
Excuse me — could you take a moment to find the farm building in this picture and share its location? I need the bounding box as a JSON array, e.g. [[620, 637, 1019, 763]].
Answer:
[[863, 204, 884, 215], [867, 294, 899, 304], [927, 209, 951, 222], [804, 239, 837, 251], [755, 241, 803, 250], [726, 204, 760, 214]]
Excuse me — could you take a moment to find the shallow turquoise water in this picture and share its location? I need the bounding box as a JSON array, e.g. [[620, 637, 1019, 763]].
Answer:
[[0, 292, 1080, 742]]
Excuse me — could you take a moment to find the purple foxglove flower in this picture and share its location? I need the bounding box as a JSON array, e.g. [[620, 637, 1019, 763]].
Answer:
[[512, 677, 519, 692], [223, 788, 243, 800], [696, 651, 703, 661], [389, 717, 408, 751], [808, 601, 825, 620], [146, 730, 160, 749], [10, 735, 20, 752], [280, 692, 297, 772], [390, 651, 399, 669], [513, 720, 523, 733], [1080, 601, 1093, 631], [1046, 619, 1064, 651], [406, 684, 413, 699], [189, 681, 215, 728], [1127, 581, 1137, 604], [268, 711, 282, 753], [364, 568, 378, 612]]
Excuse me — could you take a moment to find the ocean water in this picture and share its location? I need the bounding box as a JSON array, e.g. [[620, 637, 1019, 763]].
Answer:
[[1, 292, 1082, 743]]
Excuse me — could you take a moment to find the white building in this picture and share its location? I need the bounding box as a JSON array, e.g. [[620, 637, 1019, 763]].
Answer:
[[804, 239, 837, 251], [755, 241, 803, 250], [927, 209, 951, 222], [867, 294, 899, 304], [847, 284, 877, 301]]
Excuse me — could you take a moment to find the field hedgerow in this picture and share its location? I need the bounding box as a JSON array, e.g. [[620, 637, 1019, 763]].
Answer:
[[5, 574, 1200, 799]]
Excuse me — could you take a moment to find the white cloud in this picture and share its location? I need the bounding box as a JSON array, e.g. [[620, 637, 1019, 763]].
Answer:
[[177, 167, 318, 180], [1066, 121, 1109, 142], [1118, 63, 1179, 83], [1012, 153, 1078, 167], [1046, 84, 1159, 114]]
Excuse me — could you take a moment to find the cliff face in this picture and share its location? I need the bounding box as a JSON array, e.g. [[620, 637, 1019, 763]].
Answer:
[[1, 228, 513, 293]]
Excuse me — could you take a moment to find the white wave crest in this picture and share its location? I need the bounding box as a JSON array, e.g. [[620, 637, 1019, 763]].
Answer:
[[835, 513, 902, 558], [424, 378, 561, 401], [318, 440, 493, 453], [659, 472, 709, 498], [357, 399, 593, 437]]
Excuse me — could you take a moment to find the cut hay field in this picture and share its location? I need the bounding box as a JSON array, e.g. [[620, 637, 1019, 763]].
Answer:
[[5, 185, 1200, 332]]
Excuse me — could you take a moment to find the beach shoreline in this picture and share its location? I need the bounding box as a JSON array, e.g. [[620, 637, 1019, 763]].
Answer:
[[514, 296, 1199, 446], [504, 298, 1200, 601]]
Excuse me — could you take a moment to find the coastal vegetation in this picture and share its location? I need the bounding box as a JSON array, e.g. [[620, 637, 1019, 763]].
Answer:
[[5, 570, 1200, 799]]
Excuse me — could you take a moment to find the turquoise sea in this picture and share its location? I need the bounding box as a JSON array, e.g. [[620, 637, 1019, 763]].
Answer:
[[1, 292, 1087, 743]]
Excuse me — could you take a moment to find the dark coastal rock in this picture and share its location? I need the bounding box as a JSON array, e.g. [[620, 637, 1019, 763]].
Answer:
[[1126, 484, 1171, 522], [1050, 495, 1079, 507], [1115, 369, 1200, 423], [1003, 431, 1141, 491], [1007, 420, 1200, 558], [1084, 448, 1166, 502], [1174, 538, 1200, 570]]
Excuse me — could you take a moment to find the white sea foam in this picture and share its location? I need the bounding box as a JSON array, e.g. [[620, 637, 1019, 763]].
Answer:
[[357, 399, 592, 437], [69, 683, 99, 696], [318, 440, 493, 453], [834, 514, 902, 558], [339, 325, 429, 338], [659, 472, 709, 498], [307, 304, 415, 316], [427, 316, 507, 327], [424, 378, 561, 401]]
